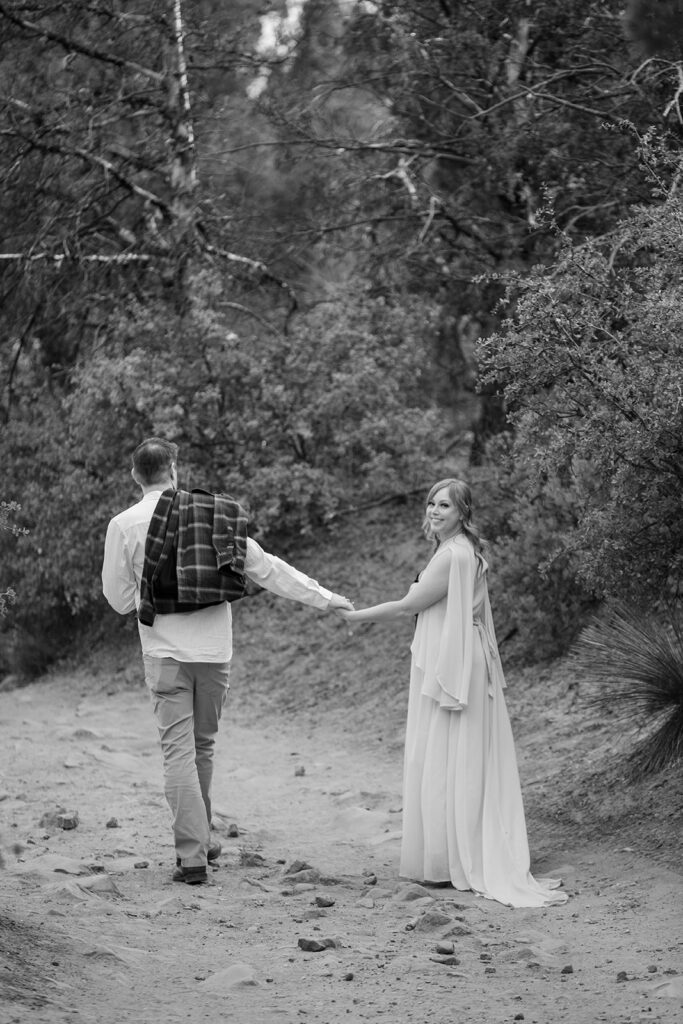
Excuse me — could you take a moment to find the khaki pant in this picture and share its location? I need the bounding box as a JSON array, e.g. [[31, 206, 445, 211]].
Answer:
[[143, 656, 230, 867]]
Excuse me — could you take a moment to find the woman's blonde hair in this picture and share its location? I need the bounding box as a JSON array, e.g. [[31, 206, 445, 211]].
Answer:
[[423, 478, 486, 558]]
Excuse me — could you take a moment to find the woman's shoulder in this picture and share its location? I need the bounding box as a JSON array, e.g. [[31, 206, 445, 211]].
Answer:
[[443, 535, 475, 559]]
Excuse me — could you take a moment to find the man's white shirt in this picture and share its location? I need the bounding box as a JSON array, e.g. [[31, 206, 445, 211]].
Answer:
[[102, 490, 332, 662]]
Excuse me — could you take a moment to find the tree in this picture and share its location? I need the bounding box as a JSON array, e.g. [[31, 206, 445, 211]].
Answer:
[[256, 0, 683, 454], [478, 135, 683, 655]]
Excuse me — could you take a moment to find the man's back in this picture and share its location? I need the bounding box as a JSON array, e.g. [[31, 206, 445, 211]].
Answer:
[[102, 490, 233, 662]]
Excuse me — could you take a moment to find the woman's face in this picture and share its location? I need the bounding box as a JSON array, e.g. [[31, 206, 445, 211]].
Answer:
[[426, 486, 461, 540]]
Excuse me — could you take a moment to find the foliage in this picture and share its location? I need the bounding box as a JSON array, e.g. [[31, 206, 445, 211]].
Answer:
[[2, 0, 683, 671], [571, 602, 683, 774], [265, 0, 683, 460], [0, 500, 24, 617], [274, 1, 675, 287], [0, 273, 450, 633], [479, 151, 683, 610], [471, 435, 598, 663]]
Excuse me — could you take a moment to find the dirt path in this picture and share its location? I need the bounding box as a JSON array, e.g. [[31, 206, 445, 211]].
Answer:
[[1, 669, 681, 1024]]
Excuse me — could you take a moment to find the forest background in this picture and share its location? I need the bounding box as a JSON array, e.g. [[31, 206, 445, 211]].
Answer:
[[1, 0, 683, 680]]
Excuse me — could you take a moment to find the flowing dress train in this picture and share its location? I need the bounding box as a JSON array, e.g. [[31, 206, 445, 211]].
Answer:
[[400, 535, 567, 908]]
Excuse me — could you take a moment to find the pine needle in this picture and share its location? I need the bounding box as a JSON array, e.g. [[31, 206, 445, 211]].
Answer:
[[570, 602, 683, 775]]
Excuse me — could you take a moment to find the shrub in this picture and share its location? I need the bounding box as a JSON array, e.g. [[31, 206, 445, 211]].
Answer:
[[571, 602, 683, 775]]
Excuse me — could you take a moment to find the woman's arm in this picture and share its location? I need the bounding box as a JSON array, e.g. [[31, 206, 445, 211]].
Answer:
[[342, 550, 450, 624]]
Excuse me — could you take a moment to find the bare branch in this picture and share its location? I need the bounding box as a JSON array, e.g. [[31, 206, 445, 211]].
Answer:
[[0, 1, 164, 83]]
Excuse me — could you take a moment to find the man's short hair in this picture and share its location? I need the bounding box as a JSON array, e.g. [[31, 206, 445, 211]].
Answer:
[[132, 437, 178, 486]]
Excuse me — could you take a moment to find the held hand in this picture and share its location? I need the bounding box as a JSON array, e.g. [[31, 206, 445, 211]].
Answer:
[[328, 593, 355, 613]]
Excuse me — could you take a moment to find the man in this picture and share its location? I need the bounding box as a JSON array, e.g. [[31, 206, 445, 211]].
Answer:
[[102, 437, 353, 885]]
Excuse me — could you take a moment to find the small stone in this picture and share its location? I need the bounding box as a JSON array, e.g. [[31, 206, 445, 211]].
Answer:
[[647, 965, 658, 973], [294, 766, 306, 777], [435, 942, 455, 955], [284, 868, 320, 884], [314, 896, 335, 908], [56, 812, 79, 830], [616, 971, 629, 983], [514, 1015, 525, 1021], [298, 938, 328, 953], [226, 823, 239, 838], [393, 883, 434, 902], [480, 952, 493, 962], [561, 965, 574, 975], [343, 973, 354, 981], [443, 923, 472, 937], [285, 859, 312, 875], [202, 963, 258, 990], [431, 955, 460, 966], [356, 897, 374, 908], [484, 967, 496, 974], [105, 817, 119, 829], [39, 808, 66, 828], [413, 911, 453, 931], [363, 873, 377, 885], [134, 860, 149, 869]]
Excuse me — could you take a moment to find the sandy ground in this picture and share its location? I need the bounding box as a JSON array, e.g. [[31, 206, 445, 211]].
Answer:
[[0, 652, 681, 1024]]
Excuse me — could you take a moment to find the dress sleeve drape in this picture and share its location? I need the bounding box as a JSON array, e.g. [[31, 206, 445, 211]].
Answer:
[[411, 537, 476, 711]]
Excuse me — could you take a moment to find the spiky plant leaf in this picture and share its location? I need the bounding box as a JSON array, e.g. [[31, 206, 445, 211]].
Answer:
[[570, 602, 683, 775]]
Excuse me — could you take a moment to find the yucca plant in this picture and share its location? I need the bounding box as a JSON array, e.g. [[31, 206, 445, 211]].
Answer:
[[571, 602, 683, 775]]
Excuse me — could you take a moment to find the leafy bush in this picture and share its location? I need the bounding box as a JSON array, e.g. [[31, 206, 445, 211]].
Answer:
[[0, 277, 452, 646], [471, 435, 598, 663], [479, 151, 683, 621]]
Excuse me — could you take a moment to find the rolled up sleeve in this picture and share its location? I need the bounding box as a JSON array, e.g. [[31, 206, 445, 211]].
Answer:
[[244, 538, 331, 609]]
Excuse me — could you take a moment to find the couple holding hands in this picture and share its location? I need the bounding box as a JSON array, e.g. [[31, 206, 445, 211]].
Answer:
[[102, 438, 565, 909]]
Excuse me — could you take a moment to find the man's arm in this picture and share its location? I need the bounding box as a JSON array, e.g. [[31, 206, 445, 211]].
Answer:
[[102, 520, 137, 614], [244, 537, 346, 609]]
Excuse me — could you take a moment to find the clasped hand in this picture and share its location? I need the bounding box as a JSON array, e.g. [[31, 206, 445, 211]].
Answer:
[[328, 593, 355, 613]]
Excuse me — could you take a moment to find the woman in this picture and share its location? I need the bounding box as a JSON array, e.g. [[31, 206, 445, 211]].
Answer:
[[342, 479, 566, 908]]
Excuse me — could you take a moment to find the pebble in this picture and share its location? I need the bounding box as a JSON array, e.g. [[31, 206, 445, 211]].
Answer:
[[294, 766, 306, 777], [202, 963, 259, 990], [57, 812, 79, 830], [226, 823, 239, 838], [430, 955, 460, 967], [314, 896, 335, 908], [561, 965, 574, 975], [134, 861, 149, 869], [286, 859, 312, 874], [105, 817, 119, 829], [412, 911, 453, 931], [435, 941, 454, 955], [284, 868, 321, 884], [298, 938, 338, 953]]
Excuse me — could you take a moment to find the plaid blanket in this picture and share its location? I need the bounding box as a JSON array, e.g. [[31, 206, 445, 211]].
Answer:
[[138, 488, 248, 626]]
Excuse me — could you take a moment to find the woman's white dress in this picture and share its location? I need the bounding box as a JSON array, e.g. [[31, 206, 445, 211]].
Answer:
[[401, 535, 567, 908]]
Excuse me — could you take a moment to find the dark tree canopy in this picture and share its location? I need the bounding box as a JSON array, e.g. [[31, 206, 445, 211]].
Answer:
[[1, 0, 682, 672]]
